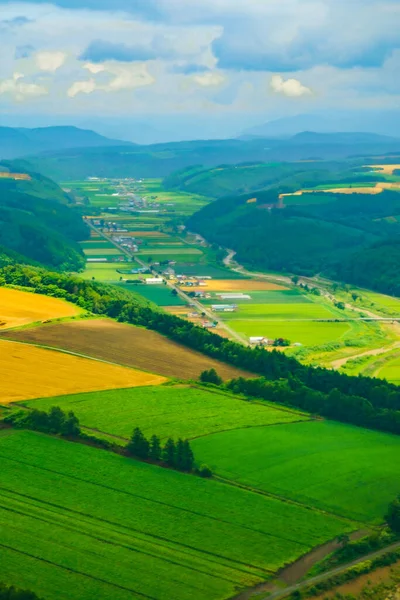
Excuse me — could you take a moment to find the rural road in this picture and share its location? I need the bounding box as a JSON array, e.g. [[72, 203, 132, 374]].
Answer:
[[86, 221, 248, 346], [234, 540, 400, 600]]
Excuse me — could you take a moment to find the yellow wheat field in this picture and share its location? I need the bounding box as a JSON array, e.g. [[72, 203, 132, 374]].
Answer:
[[367, 164, 400, 175], [181, 279, 288, 292], [0, 340, 167, 404], [0, 287, 81, 329]]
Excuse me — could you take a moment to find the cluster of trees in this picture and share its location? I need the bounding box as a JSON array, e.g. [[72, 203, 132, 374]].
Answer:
[[200, 368, 223, 385], [386, 495, 400, 534], [5, 407, 80, 437], [2, 264, 400, 437], [0, 584, 42, 600], [126, 427, 197, 473]]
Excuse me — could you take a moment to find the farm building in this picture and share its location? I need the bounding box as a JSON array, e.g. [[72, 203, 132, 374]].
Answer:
[[211, 305, 237, 312], [249, 337, 270, 345], [202, 321, 216, 328], [216, 293, 251, 300], [87, 258, 108, 263], [145, 278, 164, 285]]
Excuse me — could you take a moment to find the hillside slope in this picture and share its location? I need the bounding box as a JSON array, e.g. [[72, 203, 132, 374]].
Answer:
[[187, 189, 400, 293], [0, 164, 88, 270]]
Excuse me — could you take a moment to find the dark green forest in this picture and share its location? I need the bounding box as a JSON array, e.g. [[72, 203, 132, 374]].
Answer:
[[0, 165, 88, 270], [187, 189, 400, 295]]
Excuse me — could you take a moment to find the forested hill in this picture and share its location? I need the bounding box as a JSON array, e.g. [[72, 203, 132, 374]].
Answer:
[[187, 189, 400, 296], [0, 165, 88, 271], [163, 160, 387, 198]]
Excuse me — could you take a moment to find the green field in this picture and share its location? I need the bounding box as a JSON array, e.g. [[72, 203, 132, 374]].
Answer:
[[192, 420, 400, 523], [23, 385, 308, 441], [377, 355, 400, 384], [226, 319, 351, 345], [221, 302, 336, 320], [80, 262, 128, 282], [0, 429, 352, 600], [119, 283, 186, 306]]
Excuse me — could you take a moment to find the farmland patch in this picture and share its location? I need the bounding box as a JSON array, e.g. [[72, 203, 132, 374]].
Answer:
[[192, 420, 400, 523], [25, 385, 307, 441], [226, 319, 350, 345], [0, 287, 81, 329], [0, 339, 166, 404], [223, 302, 336, 320], [119, 283, 186, 306], [181, 279, 289, 292], [1, 318, 252, 380]]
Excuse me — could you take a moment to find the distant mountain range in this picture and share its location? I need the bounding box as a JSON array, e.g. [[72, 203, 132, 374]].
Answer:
[[242, 111, 400, 139], [0, 126, 132, 159], [8, 130, 400, 181]]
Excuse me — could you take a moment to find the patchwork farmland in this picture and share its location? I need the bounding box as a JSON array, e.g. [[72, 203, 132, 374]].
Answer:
[[70, 176, 400, 374], [0, 339, 166, 404], [1, 318, 252, 380]]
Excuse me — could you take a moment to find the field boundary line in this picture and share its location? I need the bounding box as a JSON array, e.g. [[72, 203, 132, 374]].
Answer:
[[0, 541, 158, 600], [212, 475, 368, 529], [0, 481, 273, 577], [189, 419, 315, 441], [0, 500, 247, 586], [0, 450, 308, 553], [0, 487, 267, 580], [189, 384, 310, 418]]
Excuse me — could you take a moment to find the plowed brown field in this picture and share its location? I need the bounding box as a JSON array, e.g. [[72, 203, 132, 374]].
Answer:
[[2, 319, 253, 380]]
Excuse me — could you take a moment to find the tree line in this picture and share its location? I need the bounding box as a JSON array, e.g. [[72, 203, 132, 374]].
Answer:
[[1, 264, 400, 437], [3, 407, 211, 477]]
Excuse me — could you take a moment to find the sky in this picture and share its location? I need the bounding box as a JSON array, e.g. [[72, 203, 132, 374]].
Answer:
[[0, 0, 399, 142]]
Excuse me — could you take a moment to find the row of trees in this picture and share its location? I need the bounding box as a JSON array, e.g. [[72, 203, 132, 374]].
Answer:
[[225, 377, 400, 436], [3, 407, 210, 477], [5, 407, 80, 437], [2, 265, 400, 437], [127, 428, 196, 472]]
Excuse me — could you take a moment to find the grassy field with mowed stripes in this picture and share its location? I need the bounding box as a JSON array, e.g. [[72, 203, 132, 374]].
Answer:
[[0, 430, 353, 600]]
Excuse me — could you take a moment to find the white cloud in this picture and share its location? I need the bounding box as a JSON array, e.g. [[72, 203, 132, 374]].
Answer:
[[84, 62, 105, 74], [67, 78, 96, 97], [69, 63, 155, 97], [271, 74, 312, 97], [192, 71, 225, 87], [0, 72, 48, 101], [36, 51, 67, 72], [106, 63, 155, 91]]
